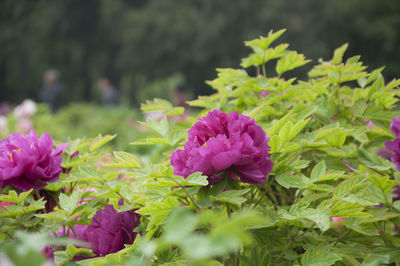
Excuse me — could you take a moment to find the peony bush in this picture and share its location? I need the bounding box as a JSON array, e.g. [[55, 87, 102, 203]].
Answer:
[[1, 29, 400, 265]]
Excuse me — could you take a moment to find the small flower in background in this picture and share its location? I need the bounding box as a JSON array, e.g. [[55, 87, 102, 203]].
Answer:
[[0, 130, 67, 191], [331, 217, 345, 222], [361, 118, 375, 128], [171, 110, 273, 184], [45, 204, 140, 258], [12, 99, 37, 134], [145, 110, 165, 121], [261, 90, 271, 97], [16, 117, 34, 134], [331, 217, 345, 230], [0, 201, 13, 210], [0, 116, 8, 136], [13, 99, 37, 119], [385, 117, 400, 170]]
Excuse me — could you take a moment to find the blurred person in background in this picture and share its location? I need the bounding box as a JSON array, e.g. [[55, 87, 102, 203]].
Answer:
[[39, 69, 62, 113], [174, 86, 188, 107], [98, 77, 120, 106]]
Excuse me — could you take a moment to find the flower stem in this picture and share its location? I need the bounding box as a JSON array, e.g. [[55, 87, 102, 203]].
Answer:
[[226, 203, 232, 218]]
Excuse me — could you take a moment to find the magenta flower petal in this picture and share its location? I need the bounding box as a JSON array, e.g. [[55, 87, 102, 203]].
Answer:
[[45, 204, 141, 259], [385, 117, 400, 171], [0, 130, 66, 191], [391, 117, 400, 136], [171, 110, 273, 184]]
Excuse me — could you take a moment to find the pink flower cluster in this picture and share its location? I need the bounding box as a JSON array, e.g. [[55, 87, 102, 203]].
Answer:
[[171, 110, 273, 184], [45, 204, 140, 258], [385, 116, 400, 170], [0, 130, 66, 191]]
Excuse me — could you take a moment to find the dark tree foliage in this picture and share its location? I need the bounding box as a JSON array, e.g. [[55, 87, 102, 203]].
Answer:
[[0, 0, 399, 105]]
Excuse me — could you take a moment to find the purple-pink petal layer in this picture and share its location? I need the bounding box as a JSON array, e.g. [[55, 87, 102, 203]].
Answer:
[[0, 130, 67, 191], [45, 204, 140, 258], [385, 117, 400, 171], [171, 110, 273, 184]]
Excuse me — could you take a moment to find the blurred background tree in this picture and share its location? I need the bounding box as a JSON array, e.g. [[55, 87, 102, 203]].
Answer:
[[0, 0, 399, 106]]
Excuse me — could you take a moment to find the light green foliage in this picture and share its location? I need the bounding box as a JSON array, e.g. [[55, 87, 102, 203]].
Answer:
[[2, 30, 400, 265]]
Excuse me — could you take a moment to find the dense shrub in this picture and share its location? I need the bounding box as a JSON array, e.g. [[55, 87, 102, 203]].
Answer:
[[1, 30, 400, 265]]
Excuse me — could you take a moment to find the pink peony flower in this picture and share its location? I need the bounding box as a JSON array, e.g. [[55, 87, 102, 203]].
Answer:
[[377, 148, 392, 160], [0, 130, 67, 191], [81, 205, 125, 256], [171, 110, 273, 184], [385, 117, 400, 170], [45, 204, 140, 258], [390, 117, 400, 136]]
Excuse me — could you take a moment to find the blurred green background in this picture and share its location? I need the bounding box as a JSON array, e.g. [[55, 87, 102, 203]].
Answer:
[[1, 0, 399, 106]]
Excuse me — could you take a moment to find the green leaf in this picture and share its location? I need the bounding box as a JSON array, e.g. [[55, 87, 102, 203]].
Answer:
[[210, 188, 250, 206], [59, 191, 82, 215], [351, 100, 368, 117], [102, 151, 141, 168], [331, 43, 348, 64], [278, 121, 293, 144], [351, 127, 369, 143], [268, 135, 280, 153], [276, 174, 310, 189], [89, 134, 116, 152], [363, 254, 390, 266], [241, 43, 289, 67], [54, 245, 95, 265], [330, 201, 369, 218], [314, 170, 346, 183], [141, 98, 173, 112], [290, 159, 310, 169], [306, 184, 334, 193], [358, 149, 393, 171], [334, 176, 366, 198], [163, 208, 198, 244], [183, 172, 209, 186], [130, 137, 171, 146], [276, 51, 310, 75], [136, 198, 180, 238], [278, 203, 331, 232], [310, 161, 326, 183], [0, 190, 20, 203], [367, 75, 385, 98], [393, 201, 400, 212], [301, 208, 332, 232], [139, 116, 169, 138], [244, 29, 286, 53], [301, 244, 342, 266], [268, 113, 292, 136], [315, 127, 349, 147], [141, 98, 185, 116], [360, 208, 400, 224], [0, 198, 46, 218]]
